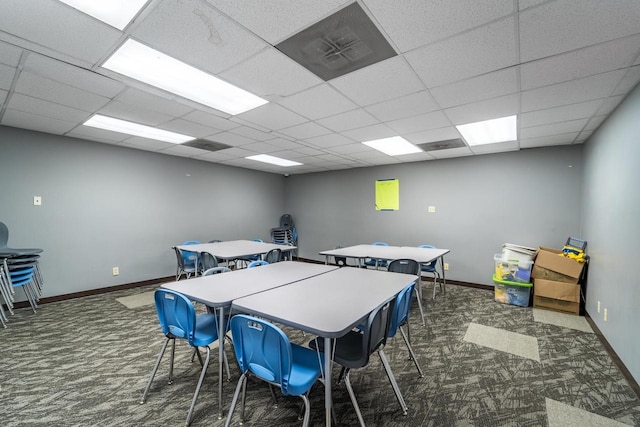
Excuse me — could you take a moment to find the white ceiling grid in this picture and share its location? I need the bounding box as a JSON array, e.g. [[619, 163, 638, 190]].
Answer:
[[0, 0, 638, 174]]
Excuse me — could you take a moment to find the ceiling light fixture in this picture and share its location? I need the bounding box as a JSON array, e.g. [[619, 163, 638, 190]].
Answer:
[[83, 114, 195, 144], [456, 115, 518, 146], [246, 154, 302, 167], [102, 39, 268, 115], [362, 136, 422, 156], [58, 0, 148, 30]]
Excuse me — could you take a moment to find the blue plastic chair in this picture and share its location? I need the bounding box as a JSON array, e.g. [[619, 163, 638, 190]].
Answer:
[[364, 242, 389, 269], [388, 281, 423, 377], [141, 289, 227, 425], [247, 260, 268, 268], [418, 244, 442, 299], [182, 240, 200, 274], [225, 315, 324, 427]]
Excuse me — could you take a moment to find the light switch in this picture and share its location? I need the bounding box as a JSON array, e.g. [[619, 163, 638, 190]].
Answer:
[[428, 206, 436, 213], [33, 196, 42, 206]]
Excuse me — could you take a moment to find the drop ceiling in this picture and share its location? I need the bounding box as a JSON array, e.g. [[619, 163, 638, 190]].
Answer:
[[1, 0, 639, 175]]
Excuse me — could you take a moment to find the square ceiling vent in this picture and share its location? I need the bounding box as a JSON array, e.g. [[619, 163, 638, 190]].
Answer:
[[417, 138, 467, 152], [183, 139, 232, 152], [275, 2, 397, 81]]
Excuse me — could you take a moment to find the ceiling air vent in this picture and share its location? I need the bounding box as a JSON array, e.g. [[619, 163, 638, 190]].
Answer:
[[183, 139, 232, 152], [417, 138, 466, 152], [275, 2, 397, 81]]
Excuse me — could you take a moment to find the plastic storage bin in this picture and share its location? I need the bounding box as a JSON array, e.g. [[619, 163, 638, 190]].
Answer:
[[493, 275, 532, 307], [494, 254, 533, 283]]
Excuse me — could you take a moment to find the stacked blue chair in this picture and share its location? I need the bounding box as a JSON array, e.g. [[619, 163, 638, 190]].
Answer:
[[225, 315, 324, 427]]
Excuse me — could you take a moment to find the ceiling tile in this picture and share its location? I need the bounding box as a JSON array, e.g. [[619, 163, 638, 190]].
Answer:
[[469, 140, 518, 154], [0, 63, 16, 90], [386, 111, 451, 134], [66, 126, 131, 143], [205, 131, 255, 147], [2, 109, 77, 134], [132, 0, 267, 75], [406, 16, 518, 88], [14, 71, 110, 111], [404, 126, 462, 145], [430, 67, 519, 109], [115, 87, 193, 117], [0, 0, 122, 64], [160, 118, 222, 138], [595, 95, 625, 115], [181, 110, 239, 131], [327, 143, 373, 155], [278, 84, 357, 120], [584, 115, 608, 131], [428, 146, 474, 159], [23, 53, 125, 98], [207, 0, 348, 44], [236, 103, 307, 130], [519, 99, 603, 128], [97, 101, 174, 126], [364, 0, 514, 52], [122, 136, 175, 151], [0, 40, 22, 67], [159, 144, 207, 157], [304, 133, 355, 149], [265, 137, 307, 150], [612, 65, 640, 96], [519, 0, 640, 62], [239, 141, 283, 154], [341, 123, 396, 142], [577, 130, 593, 141], [518, 0, 547, 10], [395, 151, 436, 162], [364, 91, 439, 122], [444, 93, 520, 125], [194, 150, 235, 161], [8, 93, 90, 123], [293, 146, 325, 156], [316, 109, 380, 133], [520, 132, 579, 148], [278, 121, 332, 139], [519, 118, 588, 139], [219, 47, 322, 97], [229, 125, 273, 141], [520, 35, 640, 90], [0, 89, 7, 104], [521, 70, 626, 112], [330, 57, 424, 106]]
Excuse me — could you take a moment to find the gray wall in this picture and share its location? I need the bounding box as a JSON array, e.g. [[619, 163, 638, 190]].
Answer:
[[581, 84, 640, 383], [0, 126, 285, 296], [284, 145, 584, 285]]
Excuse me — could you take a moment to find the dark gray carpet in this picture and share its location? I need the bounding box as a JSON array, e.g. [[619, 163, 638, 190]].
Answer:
[[1, 280, 639, 426]]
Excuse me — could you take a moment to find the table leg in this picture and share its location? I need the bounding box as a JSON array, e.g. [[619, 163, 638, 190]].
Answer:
[[441, 256, 447, 294], [218, 305, 225, 419], [324, 336, 332, 427]]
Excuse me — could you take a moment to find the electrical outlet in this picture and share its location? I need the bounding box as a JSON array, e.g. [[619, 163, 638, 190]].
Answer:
[[428, 206, 436, 213], [597, 301, 600, 313], [33, 196, 42, 206], [604, 308, 608, 322], [444, 263, 449, 271], [112, 267, 119, 276]]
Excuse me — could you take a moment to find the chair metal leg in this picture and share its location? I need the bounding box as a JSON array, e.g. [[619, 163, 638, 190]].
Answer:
[[169, 339, 176, 384], [140, 338, 171, 404], [186, 345, 211, 425], [224, 373, 246, 427], [399, 325, 423, 377], [269, 384, 279, 407], [378, 348, 408, 415], [414, 282, 425, 326], [343, 369, 366, 427], [300, 393, 311, 427], [240, 373, 248, 424]]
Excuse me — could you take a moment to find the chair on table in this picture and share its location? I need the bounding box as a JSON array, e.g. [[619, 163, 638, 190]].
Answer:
[[247, 260, 268, 269], [418, 244, 442, 299], [172, 247, 197, 280], [225, 314, 324, 427], [387, 259, 425, 326], [310, 301, 407, 426], [364, 242, 389, 269], [264, 248, 282, 264], [388, 282, 424, 377], [199, 251, 218, 275], [141, 289, 229, 426]]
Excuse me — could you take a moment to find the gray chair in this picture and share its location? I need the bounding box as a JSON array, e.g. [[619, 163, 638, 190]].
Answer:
[[172, 246, 197, 280], [199, 251, 218, 275], [264, 248, 282, 264], [387, 258, 425, 326]]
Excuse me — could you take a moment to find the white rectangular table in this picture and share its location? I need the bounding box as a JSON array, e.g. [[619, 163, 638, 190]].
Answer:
[[177, 240, 297, 269], [161, 261, 337, 418], [231, 267, 417, 427]]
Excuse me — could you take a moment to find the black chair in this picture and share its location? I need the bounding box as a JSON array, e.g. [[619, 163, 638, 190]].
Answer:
[[387, 259, 425, 326], [310, 301, 407, 426], [264, 248, 282, 264], [199, 251, 218, 274], [172, 246, 197, 280]]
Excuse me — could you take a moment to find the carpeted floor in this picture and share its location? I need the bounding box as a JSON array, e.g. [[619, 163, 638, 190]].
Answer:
[[1, 279, 639, 426]]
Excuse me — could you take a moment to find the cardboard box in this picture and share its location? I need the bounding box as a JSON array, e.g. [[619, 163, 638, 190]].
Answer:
[[532, 247, 585, 283], [533, 278, 581, 315]]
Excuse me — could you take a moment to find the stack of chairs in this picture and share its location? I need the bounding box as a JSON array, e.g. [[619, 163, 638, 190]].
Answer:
[[270, 214, 297, 260], [0, 222, 44, 327]]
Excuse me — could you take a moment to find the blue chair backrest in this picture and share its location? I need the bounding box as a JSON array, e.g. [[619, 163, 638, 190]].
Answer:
[[389, 283, 415, 338], [373, 242, 388, 246], [230, 315, 293, 394], [181, 241, 200, 268], [247, 260, 268, 268], [154, 289, 196, 345], [251, 238, 263, 243], [418, 244, 438, 268], [203, 266, 231, 276]]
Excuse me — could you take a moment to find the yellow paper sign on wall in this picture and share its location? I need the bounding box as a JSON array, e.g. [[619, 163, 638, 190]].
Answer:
[[375, 179, 399, 211]]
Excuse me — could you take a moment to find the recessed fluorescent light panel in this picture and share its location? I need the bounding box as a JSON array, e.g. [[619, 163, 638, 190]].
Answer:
[[102, 39, 268, 115], [83, 114, 195, 144], [58, 0, 148, 30], [456, 115, 517, 146], [246, 154, 302, 167], [362, 136, 422, 156]]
